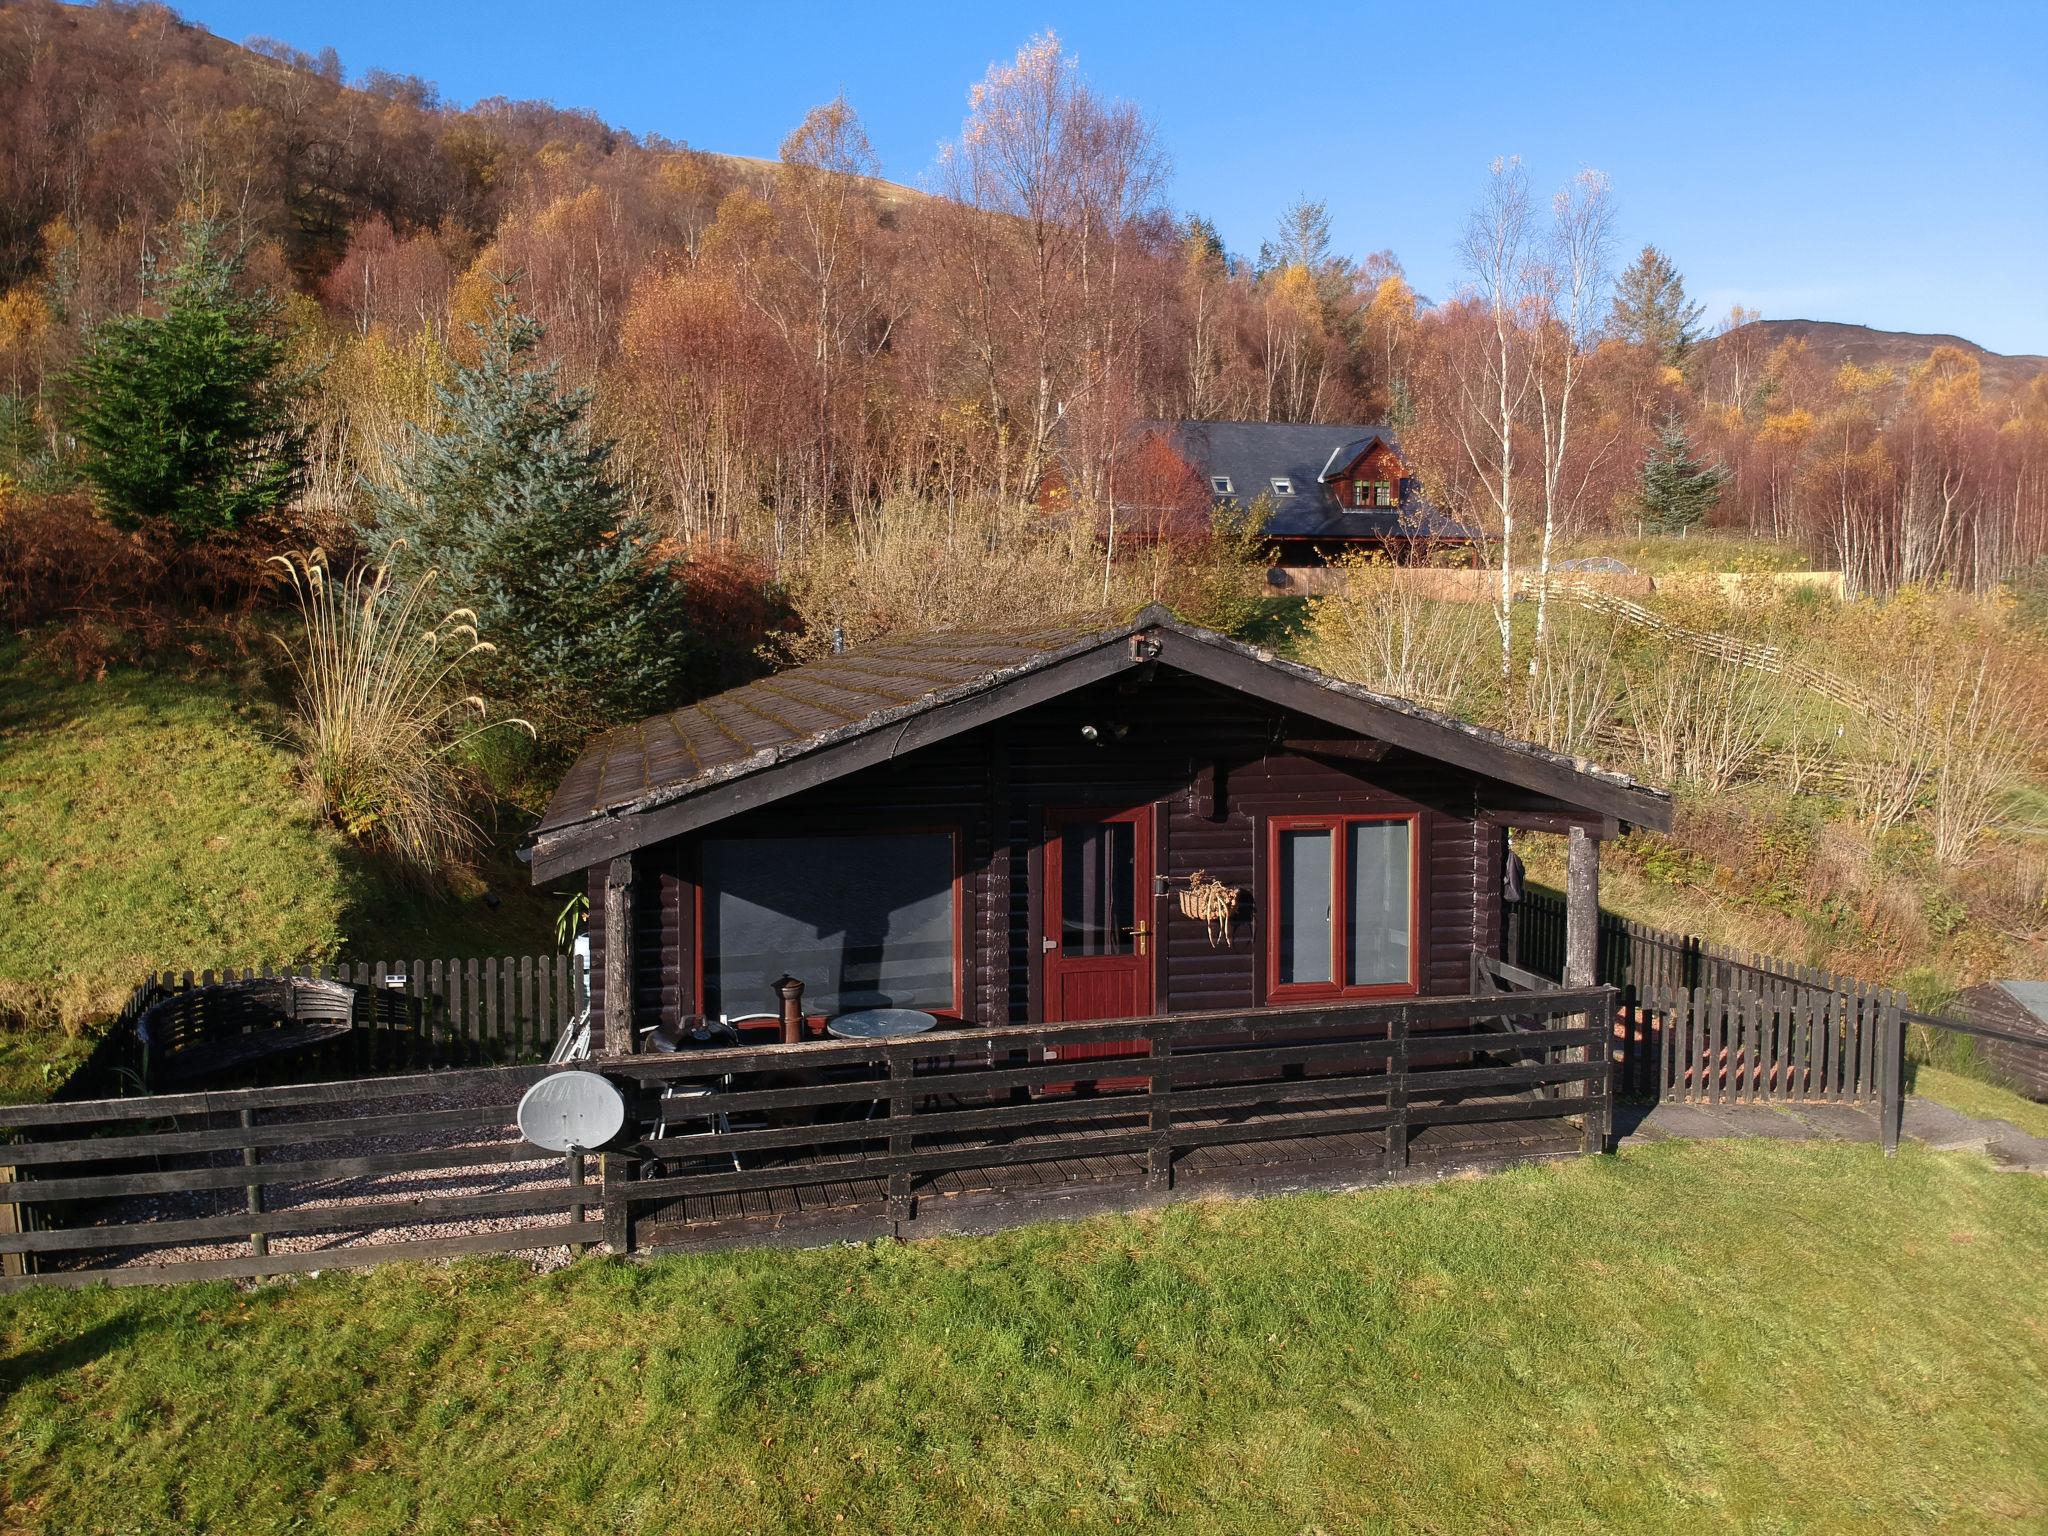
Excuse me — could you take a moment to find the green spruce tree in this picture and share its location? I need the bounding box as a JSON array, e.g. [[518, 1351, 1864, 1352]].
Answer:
[[1607, 245, 1706, 366], [369, 284, 694, 736], [62, 219, 307, 539], [1636, 415, 1728, 536]]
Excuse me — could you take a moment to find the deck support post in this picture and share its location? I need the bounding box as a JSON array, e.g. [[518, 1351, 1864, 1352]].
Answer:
[[600, 1152, 637, 1255], [603, 855, 635, 1055], [1565, 825, 1609, 1152], [0, 1165, 23, 1279], [1146, 1030, 1174, 1190], [886, 1053, 915, 1225], [1383, 1007, 1410, 1175]]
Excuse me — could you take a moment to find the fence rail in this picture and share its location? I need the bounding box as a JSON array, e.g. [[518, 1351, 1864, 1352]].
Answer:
[[0, 1063, 594, 1291], [1512, 889, 1914, 1106], [1, 986, 1615, 1288], [597, 985, 1616, 1254]]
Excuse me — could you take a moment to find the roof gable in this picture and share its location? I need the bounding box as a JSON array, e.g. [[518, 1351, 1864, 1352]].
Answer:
[[528, 607, 1671, 881], [1318, 432, 1398, 483]]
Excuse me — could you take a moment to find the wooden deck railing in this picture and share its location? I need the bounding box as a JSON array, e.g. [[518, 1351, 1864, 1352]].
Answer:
[[597, 984, 1616, 1252]]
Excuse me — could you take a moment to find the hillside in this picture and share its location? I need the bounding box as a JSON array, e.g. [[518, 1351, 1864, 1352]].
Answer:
[[1703, 318, 2048, 397]]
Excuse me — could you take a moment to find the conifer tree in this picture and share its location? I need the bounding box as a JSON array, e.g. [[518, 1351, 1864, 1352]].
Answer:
[[1606, 245, 1706, 365], [62, 219, 307, 539], [1636, 415, 1728, 535], [369, 284, 694, 736]]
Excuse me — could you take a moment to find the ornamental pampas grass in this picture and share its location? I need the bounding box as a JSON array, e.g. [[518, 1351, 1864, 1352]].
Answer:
[[271, 547, 532, 877]]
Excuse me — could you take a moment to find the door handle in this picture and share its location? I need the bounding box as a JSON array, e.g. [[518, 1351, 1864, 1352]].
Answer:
[[1128, 921, 1150, 956]]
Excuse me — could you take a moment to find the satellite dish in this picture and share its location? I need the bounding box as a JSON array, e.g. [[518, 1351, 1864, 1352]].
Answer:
[[517, 1070, 629, 1153]]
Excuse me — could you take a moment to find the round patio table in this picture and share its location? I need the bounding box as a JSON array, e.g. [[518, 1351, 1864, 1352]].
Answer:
[[826, 1008, 938, 1041]]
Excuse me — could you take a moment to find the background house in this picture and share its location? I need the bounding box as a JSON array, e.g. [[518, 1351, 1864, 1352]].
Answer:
[[1146, 421, 1473, 568]]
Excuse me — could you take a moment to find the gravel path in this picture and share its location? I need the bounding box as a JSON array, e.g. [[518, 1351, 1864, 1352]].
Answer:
[[51, 1079, 588, 1275]]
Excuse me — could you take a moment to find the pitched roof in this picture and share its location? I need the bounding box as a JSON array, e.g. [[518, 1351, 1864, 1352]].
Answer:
[[1996, 981, 2048, 1025], [1146, 420, 1474, 543], [529, 606, 1672, 881]]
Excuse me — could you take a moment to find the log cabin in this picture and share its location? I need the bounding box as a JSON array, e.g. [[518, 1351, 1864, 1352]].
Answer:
[[527, 607, 1669, 1060]]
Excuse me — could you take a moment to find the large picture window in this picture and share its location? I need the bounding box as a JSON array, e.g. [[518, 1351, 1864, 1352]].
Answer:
[[700, 830, 960, 1020], [1267, 814, 1417, 999]]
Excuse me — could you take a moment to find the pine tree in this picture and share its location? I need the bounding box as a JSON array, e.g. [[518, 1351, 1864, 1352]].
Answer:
[[1636, 415, 1728, 535], [369, 285, 694, 736], [1607, 245, 1706, 366], [62, 220, 307, 539]]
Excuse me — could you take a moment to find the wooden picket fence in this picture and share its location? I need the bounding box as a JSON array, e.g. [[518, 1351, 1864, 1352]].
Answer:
[[88, 954, 584, 1094], [1645, 981, 1901, 1106], [1514, 891, 1902, 1106]]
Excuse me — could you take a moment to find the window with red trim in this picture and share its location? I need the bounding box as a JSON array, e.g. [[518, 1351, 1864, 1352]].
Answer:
[[1266, 814, 1418, 999]]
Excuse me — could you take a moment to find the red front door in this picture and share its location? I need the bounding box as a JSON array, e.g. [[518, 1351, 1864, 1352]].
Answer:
[[1043, 807, 1155, 1066]]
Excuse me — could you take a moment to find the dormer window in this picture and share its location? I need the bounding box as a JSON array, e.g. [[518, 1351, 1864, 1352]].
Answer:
[[1211, 476, 1233, 495], [1271, 477, 1293, 496], [1355, 479, 1395, 508]]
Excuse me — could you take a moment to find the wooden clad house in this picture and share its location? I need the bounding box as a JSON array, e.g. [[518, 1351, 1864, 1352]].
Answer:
[[1041, 421, 1475, 568], [528, 608, 1669, 1056]]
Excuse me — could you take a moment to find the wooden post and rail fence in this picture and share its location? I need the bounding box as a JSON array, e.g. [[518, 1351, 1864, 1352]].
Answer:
[[0, 975, 1610, 1290]]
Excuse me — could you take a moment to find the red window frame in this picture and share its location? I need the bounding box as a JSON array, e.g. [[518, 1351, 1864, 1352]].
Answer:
[[1264, 812, 1422, 1002], [691, 823, 968, 1024]]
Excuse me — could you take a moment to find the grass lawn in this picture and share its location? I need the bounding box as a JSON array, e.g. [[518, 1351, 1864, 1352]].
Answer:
[[0, 641, 558, 1102], [2, 1138, 2044, 1535]]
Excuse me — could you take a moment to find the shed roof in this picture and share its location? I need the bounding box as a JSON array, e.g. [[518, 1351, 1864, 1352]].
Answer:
[[1995, 981, 2048, 1025], [1147, 420, 1474, 543], [530, 607, 1671, 882]]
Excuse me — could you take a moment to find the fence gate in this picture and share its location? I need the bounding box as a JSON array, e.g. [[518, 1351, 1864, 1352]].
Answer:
[[1513, 890, 1903, 1109], [1642, 982, 1899, 1106]]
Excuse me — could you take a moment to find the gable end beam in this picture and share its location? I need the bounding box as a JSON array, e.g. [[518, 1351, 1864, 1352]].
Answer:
[[1151, 631, 1672, 833], [529, 640, 1142, 882]]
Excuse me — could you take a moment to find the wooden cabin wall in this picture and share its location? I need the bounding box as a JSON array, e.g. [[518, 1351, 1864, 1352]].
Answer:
[[601, 673, 1511, 1039]]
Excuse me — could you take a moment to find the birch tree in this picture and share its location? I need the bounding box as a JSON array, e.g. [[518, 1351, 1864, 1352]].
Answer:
[[1451, 158, 1536, 680]]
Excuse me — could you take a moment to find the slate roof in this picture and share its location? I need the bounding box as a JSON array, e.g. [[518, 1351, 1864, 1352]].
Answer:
[[1144, 420, 1474, 544], [532, 607, 1671, 874], [1995, 981, 2048, 1026]]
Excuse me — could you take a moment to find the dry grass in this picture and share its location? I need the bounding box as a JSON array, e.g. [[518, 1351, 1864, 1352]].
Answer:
[[271, 548, 532, 879]]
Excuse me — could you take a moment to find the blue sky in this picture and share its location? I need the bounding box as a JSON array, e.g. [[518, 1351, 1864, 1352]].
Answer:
[[181, 1, 2048, 354]]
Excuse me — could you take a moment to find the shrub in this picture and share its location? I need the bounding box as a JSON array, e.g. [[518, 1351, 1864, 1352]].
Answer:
[[0, 490, 279, 672], [1298, 555, 1490, 709], [271, 547, 532, 879]]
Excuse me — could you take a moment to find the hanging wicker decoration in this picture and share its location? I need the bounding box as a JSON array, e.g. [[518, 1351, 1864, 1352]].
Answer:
[[1177, 869, 1241, 948]]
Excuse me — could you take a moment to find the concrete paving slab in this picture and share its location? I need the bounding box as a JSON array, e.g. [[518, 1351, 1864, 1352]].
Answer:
[[1709, 1105, 1814, 1138], [1780, 1103, 1880, 1142], [1900, 1099, 1993, 1152], [1628, 1102, 1756, 1141]]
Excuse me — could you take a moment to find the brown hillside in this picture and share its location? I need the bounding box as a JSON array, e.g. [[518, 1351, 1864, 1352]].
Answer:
[[1704, 319, 2048, 397]]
